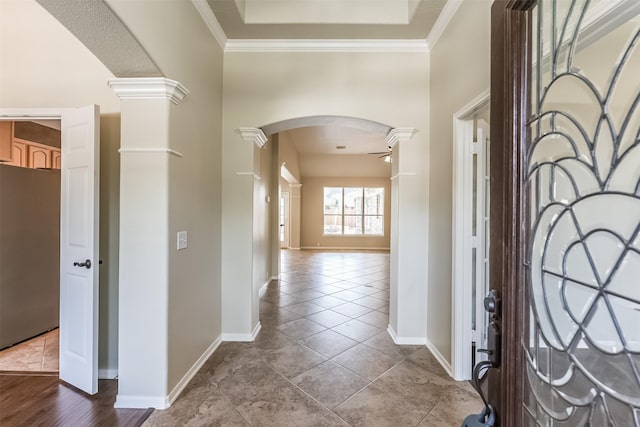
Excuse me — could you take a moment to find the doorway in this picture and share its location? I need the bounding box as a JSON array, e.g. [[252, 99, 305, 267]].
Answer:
[[489, 0, 640, 424], [452, 92, 491, 380], [0, 119, 62, 374], [280, 191, 290, 249], [0, 107, 100, 395]]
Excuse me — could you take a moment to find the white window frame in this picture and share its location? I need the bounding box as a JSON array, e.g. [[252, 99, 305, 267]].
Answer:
[[323, 187, 384, 236]]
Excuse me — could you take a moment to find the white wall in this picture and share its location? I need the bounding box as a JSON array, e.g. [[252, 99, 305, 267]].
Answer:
[[0, 0, 121, 376], [428, 0, 491, 363], [222, 50, 430, 340]]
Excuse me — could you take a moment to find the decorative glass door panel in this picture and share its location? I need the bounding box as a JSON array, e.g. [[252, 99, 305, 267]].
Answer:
[[525, 1, 640, 425]]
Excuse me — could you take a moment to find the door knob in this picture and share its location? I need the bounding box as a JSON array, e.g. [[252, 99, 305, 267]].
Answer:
[[73, 259, 92, 269]]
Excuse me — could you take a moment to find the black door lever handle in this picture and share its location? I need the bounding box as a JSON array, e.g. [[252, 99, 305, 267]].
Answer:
[[74, 259, 92, 269]]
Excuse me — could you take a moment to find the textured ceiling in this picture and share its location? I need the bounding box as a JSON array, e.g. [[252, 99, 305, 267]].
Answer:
[[207, 0, 447, 39], [284, 125, 389, 155]]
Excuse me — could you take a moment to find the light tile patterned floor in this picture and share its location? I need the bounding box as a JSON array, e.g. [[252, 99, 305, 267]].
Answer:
[[144, 250, 482, 426], [0, 329, 59, 373]]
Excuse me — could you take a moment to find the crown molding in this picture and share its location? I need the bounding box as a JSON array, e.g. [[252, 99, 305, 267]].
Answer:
[[192, 0, 227, 49], [238, 127, 268, 148], [108, 78, 189, 105], [385, 128, 415, 147], [425, 0, 464, 50], [225, 39, 429, 53]]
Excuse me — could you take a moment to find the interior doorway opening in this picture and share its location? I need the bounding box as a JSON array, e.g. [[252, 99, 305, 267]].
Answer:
[[452, 91, 491, 380], [0, 119, 62, 374]]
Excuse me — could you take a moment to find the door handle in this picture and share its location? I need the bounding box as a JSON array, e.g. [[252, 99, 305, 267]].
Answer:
[[73, 259, 92, 269]]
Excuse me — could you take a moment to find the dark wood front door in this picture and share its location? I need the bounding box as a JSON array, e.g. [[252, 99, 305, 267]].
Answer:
[[489, 1, 640, 425]]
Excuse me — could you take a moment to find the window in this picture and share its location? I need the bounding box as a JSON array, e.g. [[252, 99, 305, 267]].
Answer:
[[323, 187, 384, 235]]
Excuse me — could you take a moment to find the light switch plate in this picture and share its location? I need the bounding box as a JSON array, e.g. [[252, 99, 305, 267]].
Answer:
[[177, 231, 188, 250]]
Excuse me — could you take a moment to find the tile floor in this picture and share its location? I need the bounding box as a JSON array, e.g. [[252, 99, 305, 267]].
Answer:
[[0, 328, 59, 373], [144, 250, 482, 426]]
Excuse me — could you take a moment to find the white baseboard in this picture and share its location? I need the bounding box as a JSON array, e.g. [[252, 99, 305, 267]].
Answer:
[[387, 325, 427, 345], [114, 395, 167, 409], [166, 335, 222, 407], [301, 246, 391, 251], [426, 338, 453, 377], [114, 335, 222, 410], [221, 322, 262, 342], [99, 368, 118, 379], [259, 280, 269, 299]]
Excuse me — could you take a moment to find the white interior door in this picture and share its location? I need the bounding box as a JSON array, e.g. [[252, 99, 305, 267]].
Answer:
[[472, 119, 490, 365], [280, 192, 290, 249], [59, 105, 100, 395]]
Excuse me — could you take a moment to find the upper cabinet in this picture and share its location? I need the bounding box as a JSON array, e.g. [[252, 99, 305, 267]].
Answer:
[[0, 122, 13, 162], [0, 121, 60, 169]]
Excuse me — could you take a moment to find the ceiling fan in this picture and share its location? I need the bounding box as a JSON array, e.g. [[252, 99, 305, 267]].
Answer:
[[368, 146, 392, 162]]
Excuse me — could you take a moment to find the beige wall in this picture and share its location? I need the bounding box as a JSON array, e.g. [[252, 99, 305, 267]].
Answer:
[[301, 176, 391, 249], [105, 0, 224, 396], [279, 132, 301, 182], [0, 0, 121, 375], [428, 0, 491, 363], [222, 50, 430, 337]]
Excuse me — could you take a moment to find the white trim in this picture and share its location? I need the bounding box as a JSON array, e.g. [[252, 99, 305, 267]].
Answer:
[[280, 163, 299, 184], [222, 322, 262, 342], [166, 335, 222, 407], [236, 172, 262, 180], [384, 127, 415, 148], [259, 279, 271, 299], [108, 78, 189, 105], [425, 0, 464, 50], [289, 183, 303, 188], [118, 148, 184, 158], [451, 89, 490, 381], [390, 172, 417, 180], [191, 0, 227, 49], [225, 39, 429, 53], [114, 335, 222, 409], [387, 325, 426, 345], [426, 339, 454, 378], [98, 368, 118, 380], [301, 246, 390, 251], [238, 127, 268, 148], [114, 395, 167, 410], [0, 108, 70, 119]]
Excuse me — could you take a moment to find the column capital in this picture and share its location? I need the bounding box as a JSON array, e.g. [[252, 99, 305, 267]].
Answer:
[[385, 128, 415, 148], [108, 77, 189, 105], [238, 127, 268, 148]]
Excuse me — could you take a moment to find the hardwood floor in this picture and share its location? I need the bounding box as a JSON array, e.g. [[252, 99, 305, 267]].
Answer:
[[0, 375, 152, 427]]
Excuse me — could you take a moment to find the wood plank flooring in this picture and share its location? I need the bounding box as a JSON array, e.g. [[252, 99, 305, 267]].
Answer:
[[0, 375, 152, 427]]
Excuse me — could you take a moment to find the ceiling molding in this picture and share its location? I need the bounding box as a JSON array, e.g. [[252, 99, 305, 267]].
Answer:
[[238, 127, 268, 148], [385, 128, 416, 147], [192, 0, 228, 49], [225, 39, 429, 53], [108, 78, 190, 105], [425, 0, 464, 50]]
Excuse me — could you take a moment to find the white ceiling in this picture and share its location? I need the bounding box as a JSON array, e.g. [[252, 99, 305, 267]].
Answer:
[[284, 125, 389, 155], [206, 0, 448, 40]]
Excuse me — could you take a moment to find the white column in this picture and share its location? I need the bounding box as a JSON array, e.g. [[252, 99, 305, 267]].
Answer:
[[386, 128, 428, 345], [221, 127, 266, 341], [289, 183, 302, 250], [108, 77, 189, 409]]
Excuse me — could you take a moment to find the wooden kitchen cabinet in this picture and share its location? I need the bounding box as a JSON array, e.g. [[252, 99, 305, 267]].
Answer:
[[0, 122, 13, 162], [6, 140, 27, 167], [27, 141, 52, 169], [51, 149, 61, 169]]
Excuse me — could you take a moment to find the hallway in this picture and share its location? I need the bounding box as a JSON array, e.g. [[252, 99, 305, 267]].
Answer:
[[144, 250, 481, 426]]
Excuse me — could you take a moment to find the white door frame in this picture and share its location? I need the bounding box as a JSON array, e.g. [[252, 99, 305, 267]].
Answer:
[[279, 191, 290, 249], [0, 107, 100, 392], [451, 91, 490, 380]]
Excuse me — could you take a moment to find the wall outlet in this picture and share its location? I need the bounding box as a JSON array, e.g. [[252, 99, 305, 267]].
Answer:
[[177, 231, 188, 250]]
